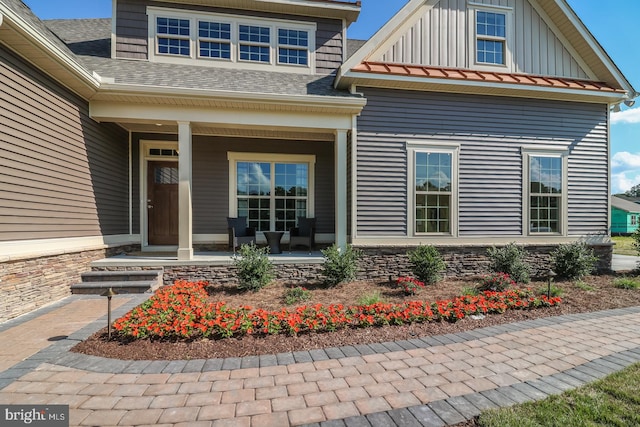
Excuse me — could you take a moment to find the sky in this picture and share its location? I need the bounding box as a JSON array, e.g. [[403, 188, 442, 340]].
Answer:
[[22, 0, 640, 194]]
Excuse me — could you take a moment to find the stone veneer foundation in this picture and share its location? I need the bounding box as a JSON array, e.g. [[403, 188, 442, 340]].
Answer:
[[0, 245, 139, 323], [93, 243, 613, 287]]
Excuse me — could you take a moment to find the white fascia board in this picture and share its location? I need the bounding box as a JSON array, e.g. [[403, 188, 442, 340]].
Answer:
[[336, 0, 437, 88], [91, 100, 356, 130], [96, 82, 367, 111], [0, 4, 100, 90], [554, 0, 636, 97], [343, 71, 628, 104]]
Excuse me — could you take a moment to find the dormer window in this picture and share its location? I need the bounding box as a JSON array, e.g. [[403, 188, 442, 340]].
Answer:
[[278, 29, 309, 66], [157, 18, 190, 56], [198, 21, 231, 59], [468, 4, 512, 71], [148, 7, 316, 73], [239, 25, 271, 63]]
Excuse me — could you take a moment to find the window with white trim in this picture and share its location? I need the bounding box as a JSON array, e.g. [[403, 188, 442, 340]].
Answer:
[[408, 143, 458, 235], [523, 149, 567, 235], [229, 153, 315, 232], [468, 5, 512, 70], [198, 20, 231, 60], [156, 17, 190, 56], [476, 10, 506, 65], [148, 8, 315, 72]]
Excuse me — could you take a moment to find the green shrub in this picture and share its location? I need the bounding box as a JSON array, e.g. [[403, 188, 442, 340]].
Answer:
[[632, 228, 640, 255], [357, 291, 385, 306], [477, 272, 516, 292], [487, 243, 531, 284], [407, 245, 446, 284], [574, 280, 595, 291], [461, 286, 479, 296], [551, 242, 598, 280], [321, 244, 362, 286], [233, 243, 274, 292], [614, 277, 640, 290], [538, 284, 563, 297], [284, 286, 312, 305]]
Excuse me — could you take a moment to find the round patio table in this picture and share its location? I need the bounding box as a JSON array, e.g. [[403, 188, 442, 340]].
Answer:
[[264, 231, 285, 254]]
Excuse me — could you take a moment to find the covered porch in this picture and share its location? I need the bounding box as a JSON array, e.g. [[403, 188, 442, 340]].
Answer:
[[90, 83, 366, 260]]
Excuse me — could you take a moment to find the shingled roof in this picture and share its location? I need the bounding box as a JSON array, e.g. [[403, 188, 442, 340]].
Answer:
[[44, 17, 357, 98]]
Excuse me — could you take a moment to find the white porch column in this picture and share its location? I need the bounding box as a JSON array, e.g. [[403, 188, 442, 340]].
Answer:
[[335, 129, 348, 250], [177, 121, 193, 260]]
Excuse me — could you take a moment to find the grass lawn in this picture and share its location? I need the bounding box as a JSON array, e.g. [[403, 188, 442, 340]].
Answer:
[[477, 362, 640, 427], [612, 235, 638, 256]]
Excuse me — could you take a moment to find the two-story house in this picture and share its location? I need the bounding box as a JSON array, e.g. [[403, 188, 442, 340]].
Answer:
[[0, 0, 635, 322]]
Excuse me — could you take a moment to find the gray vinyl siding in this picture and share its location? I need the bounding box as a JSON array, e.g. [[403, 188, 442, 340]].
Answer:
[[115, 0, 148, 59], [378, 0, 589, 80], [115, 0, 344, 73], [0, 44, 129, 242], [356, 88, 608, 238], [129, 135, 334, 235]]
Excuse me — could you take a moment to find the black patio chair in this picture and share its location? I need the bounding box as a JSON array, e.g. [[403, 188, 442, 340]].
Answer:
[[227, 216, 256, 253], [289, 217, 316, 253]]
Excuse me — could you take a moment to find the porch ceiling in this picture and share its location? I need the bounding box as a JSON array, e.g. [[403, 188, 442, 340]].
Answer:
[[117, 122, 336, 141]]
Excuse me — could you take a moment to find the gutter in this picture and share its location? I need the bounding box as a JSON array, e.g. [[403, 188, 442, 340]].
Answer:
[[95, 81, 368, 111]]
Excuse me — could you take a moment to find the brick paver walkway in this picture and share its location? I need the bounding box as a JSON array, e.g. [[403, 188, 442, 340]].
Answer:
[[1, 296, 639, 427]]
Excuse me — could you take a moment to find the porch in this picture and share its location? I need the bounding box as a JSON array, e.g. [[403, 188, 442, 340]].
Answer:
[[91, 250, 326, 286]]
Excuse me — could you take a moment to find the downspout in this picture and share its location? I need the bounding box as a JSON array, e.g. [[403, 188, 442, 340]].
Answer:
[[128, 130, 133, 236]]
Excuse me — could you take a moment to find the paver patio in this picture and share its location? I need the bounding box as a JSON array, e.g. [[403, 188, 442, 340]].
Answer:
[[1, 295, 640, 426]]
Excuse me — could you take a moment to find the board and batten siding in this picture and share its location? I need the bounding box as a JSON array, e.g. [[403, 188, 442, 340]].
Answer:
[[378, 0, 589, 80], [0, 44, 129, 242], [115, 0, 344, 74], [356, 88, 608, 238]]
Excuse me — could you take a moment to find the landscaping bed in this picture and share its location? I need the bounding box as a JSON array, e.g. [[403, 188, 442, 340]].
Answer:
[[72, 274, 640, 361]]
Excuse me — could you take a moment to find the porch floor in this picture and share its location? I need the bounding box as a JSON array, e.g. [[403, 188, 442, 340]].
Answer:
[[92, 251, 325, 268]]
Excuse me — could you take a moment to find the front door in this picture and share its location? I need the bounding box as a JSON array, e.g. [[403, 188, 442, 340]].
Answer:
[[147, 161, 178, 245]]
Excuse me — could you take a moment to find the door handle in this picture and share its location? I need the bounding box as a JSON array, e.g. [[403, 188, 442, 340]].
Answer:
[[148, 204, 154, 209]]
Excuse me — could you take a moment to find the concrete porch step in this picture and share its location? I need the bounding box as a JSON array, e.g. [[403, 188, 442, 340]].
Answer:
[[81, 269, 163, 282], [71, 269, 164, 295], [71, 280, 160, 295]]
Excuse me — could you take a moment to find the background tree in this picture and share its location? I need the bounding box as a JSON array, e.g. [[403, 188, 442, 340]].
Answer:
[[625, 183, 640, 198]]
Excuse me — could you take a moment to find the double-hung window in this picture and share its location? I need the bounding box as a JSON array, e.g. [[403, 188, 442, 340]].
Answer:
[[278, 29, 309, 66], [198, 21, 231, 60], [408, 143, 458, 236], [523, 148, 567, 235], [476, 11, 506, 65], [469, 5, 512, 70], [239, 25, 271, 63], [156, 17, 190, 56], [229, 153, 315, 232]]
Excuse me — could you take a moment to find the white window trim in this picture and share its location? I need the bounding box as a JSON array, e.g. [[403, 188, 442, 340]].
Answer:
[[147, 7, 316, 74], [467, 2, 513, 72], [521, 146, 569, 237], [407, 142, 459, 237], [227, 152, 316, 232]]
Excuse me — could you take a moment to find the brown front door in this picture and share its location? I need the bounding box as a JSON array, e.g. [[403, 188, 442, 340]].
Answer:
[[147, 161, 178, 245]]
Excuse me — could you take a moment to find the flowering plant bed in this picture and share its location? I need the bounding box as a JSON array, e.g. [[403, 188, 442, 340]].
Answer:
[[113, 280, 561, 341]]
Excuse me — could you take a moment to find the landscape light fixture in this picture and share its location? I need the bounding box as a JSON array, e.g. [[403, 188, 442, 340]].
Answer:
[[546, 269, 557, 299], [101, 287, 118, 340]]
